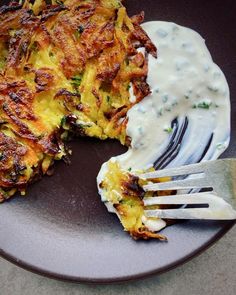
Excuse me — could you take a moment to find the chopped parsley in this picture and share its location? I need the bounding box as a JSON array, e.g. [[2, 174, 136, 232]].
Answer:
[[128, 167, 132, 172], [61, 116, 67, 126], [193, 101, 212, 109], [71, 75, 82, 88], [106, 95, 111, 103], [164, 127, 173, 134]]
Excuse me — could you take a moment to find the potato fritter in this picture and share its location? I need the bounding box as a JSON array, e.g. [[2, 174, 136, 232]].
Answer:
[[0, 0, 158, 238]]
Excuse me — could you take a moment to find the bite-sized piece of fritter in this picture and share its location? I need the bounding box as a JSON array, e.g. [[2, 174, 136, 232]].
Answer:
[[0, 0, 156, 201], [99, 161, 176, 240]]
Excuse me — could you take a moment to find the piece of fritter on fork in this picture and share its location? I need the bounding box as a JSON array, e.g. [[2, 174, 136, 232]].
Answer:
[[0, 0, 156, 201]]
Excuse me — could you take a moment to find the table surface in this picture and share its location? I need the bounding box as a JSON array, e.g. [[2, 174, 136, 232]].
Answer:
[[0, 225, 235, 295]]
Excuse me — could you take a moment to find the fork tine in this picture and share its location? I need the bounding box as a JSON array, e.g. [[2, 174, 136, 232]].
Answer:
[[143, 176, 210, 191], [145, 207, 236, 220], [143, 192, 217, 206], [140, 162, 206, 179]]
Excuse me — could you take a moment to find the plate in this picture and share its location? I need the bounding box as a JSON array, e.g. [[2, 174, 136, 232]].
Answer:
[[0, 0, 235, 283]]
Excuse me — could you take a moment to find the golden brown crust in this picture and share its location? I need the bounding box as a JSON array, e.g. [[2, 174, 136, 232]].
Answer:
[[0, 1, 157, 220], [0, 132, 27, 186], [130, 229, 168, 241], [131, 11, 157, 58]]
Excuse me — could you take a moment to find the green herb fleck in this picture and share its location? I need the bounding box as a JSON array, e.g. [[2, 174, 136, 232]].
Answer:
[[164, 127, 173, 134], [128, 167, 132, 172], [127, 84, 131, 91], [120, 199, 135, 207], [61, 116, 67, 126], [71, 75, 82, 88], [193, 101, 212, 109], [106, 95, 111, 103]]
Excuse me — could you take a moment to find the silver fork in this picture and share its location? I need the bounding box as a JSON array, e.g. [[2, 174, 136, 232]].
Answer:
[[140, 159, 236, 220]]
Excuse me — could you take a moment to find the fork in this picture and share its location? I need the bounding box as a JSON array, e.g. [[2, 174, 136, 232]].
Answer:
[[140, 158, 236, 220]]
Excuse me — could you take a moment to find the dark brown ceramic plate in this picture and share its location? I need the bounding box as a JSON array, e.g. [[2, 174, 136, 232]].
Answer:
[[0, 0, 235, 284]]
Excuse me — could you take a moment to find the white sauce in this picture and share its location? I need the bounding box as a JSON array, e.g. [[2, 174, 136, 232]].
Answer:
[[97, 21, 231, 232]]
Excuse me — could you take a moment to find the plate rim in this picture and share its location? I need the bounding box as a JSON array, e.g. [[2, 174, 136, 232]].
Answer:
[[0, 221, 234, 284]]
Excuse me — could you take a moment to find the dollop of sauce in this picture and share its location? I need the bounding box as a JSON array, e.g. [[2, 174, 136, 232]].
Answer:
[[97, 21, 231, 232]]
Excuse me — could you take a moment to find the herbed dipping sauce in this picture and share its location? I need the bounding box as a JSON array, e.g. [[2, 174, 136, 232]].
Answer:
[[97, 21, 230, 232], [122, 21, 230, 169]]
